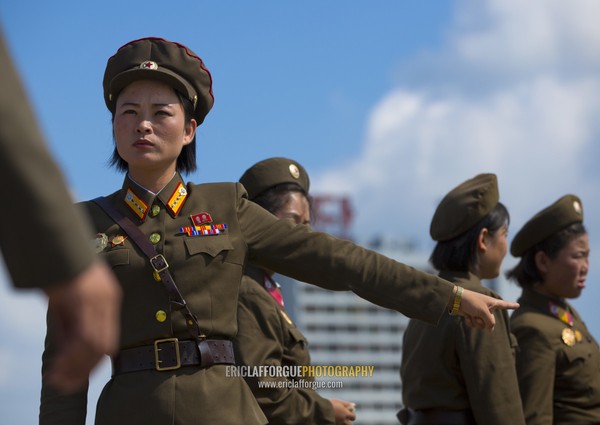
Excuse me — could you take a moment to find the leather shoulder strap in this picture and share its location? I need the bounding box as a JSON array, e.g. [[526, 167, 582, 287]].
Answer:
[[91, 196, 205, 340]]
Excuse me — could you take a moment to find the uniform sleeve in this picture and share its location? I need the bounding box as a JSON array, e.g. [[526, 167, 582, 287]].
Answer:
[[236, 185, 454, 325], [0, 30, 95, 289], [512, 322, 556, 425], [39, 309, 89, 425], [457, 309, 526, 425], [234, 283, 335, 425]]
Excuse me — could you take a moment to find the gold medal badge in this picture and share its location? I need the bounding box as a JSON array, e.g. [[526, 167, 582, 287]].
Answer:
[[562, 328, 576, 347], [111, 235, 127, 246], [94, 233, 108, 253], [575, 329, 583, 342]]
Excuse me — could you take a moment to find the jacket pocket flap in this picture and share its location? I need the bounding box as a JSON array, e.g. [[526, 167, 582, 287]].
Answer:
[[103, 249, 130, 267], [184, 235, 234, 257]]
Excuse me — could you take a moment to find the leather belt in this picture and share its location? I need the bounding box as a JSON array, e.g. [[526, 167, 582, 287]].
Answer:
[[112, 338, 235, 374], [397, 408, 476, 425]]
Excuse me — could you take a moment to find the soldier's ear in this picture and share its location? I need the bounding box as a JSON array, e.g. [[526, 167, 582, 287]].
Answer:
[[477, 228, 489, 253], [535, 250, 550, 275], [183, 119, 197, 145]]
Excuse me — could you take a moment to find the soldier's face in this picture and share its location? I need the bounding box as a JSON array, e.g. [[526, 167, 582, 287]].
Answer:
[[537, 233, 590, 299], [113, 79, 196, 174], [275, 192, 311, 226]]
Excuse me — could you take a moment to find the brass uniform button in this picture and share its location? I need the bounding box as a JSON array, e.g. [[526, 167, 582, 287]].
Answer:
[[150, 205, 161, 217], [155, 310, 167, 322], [149, 233, 161, 244]]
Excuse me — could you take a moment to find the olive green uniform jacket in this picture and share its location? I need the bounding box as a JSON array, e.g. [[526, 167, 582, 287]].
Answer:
[[40, 174, 454, 425], [0, 31, 94, 289], [511, 288, 600, 424], [401, 271, 525, 425], [234, 265, 335, 424]]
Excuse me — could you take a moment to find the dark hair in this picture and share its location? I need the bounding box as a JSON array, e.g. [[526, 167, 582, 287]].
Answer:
[[251, 183, 312, 220], [108, 90, 197, 174], [430, 202, 510, 272], [505, 222, 587, 288]]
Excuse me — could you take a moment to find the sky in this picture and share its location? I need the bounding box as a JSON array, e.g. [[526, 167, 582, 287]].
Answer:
[[1, 0, 600, 423]]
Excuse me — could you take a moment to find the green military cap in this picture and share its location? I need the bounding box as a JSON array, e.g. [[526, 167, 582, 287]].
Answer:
[[430, 173, 499, 242], [239, 157, 310, 200], [103, 37, 214, 124], [510, 194, 583, 257]]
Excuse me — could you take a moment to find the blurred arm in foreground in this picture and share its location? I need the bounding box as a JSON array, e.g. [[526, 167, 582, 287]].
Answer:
[[0, 27, 121, 393]]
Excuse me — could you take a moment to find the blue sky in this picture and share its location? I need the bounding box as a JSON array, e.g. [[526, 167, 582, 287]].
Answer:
[[1, 1, 451, 196], [2, 1, 600, 423]]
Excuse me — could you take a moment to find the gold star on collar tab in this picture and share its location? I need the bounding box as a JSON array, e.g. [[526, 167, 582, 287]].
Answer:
[[166, 182, 188, 216]]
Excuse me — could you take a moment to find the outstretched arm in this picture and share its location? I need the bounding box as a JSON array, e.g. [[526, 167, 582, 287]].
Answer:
[[452, 286, 519, 331]]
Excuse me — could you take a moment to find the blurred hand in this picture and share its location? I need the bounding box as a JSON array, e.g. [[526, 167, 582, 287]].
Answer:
[[44, 261, 121, 392], [331, 399, 356, 425], [457, 288, 519, 331]]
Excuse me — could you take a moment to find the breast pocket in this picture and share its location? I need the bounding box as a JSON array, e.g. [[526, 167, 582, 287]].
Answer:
[[183, 235, 239, 264], [101, 249, 130, 268], [560, 343, 594, 392], [564, 344, 588, 364]]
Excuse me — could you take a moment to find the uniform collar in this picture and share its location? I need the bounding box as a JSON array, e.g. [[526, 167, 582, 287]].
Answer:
[[519, 287, 574, 325], [121, 173, 189, 221], [438, 270, 482, 292]]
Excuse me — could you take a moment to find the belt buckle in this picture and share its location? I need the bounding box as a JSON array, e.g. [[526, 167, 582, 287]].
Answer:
[[150, 254, 169, 274], [154, 338, 181, 371]]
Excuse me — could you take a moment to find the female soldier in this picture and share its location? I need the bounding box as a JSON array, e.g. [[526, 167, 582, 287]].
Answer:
[[234, 157, 356, 425], [399, 174, 525, 425], [39, 37, 517, 425], [507, 194, 600, 424]]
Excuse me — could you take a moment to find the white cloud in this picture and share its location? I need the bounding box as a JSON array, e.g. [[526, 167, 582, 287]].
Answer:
[[316, 77, 600, 240], [398, 0, 600, 92], [314, 0, 600, 243], [452, 0, 600, 75]]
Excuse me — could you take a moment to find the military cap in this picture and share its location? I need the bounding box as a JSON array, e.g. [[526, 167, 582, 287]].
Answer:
[[239, 157, 310, 200], [103, 37, 213, 124], [510, 194, 583, 257], [430, 173, 499, 242]]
